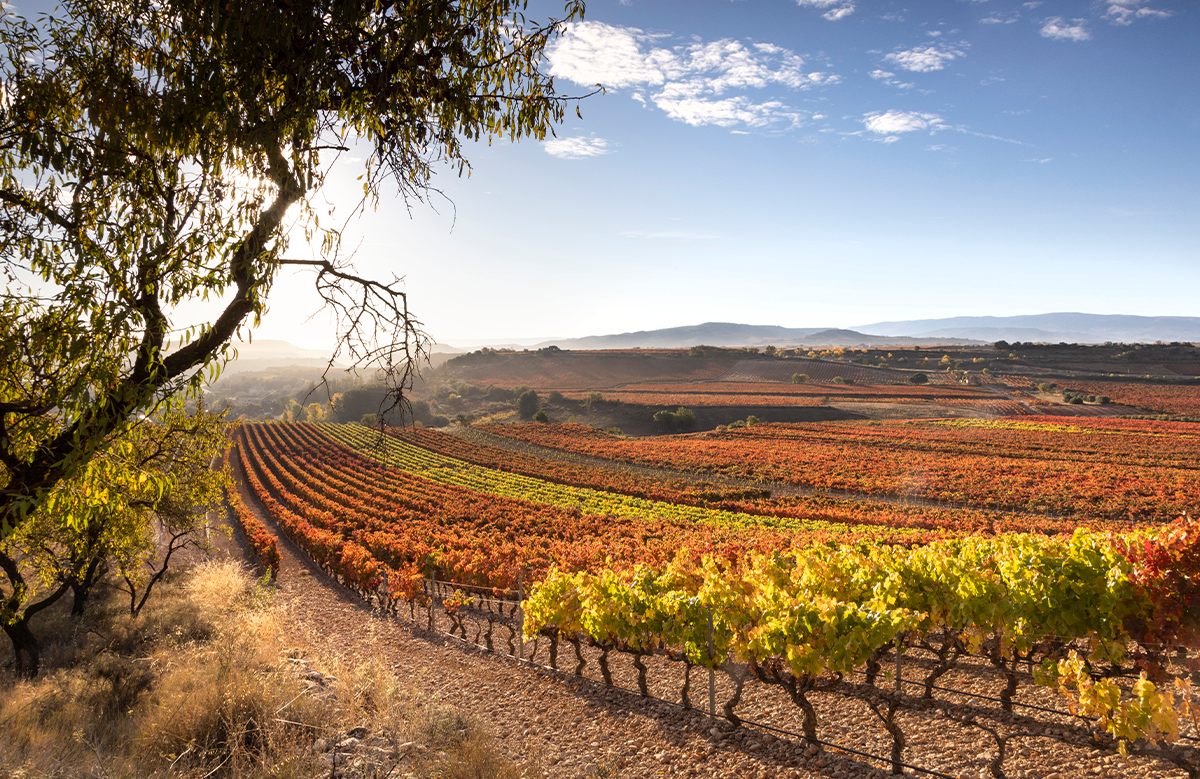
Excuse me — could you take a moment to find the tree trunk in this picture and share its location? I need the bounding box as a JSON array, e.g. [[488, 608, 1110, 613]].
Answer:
[[3, 617, 40, 678], [70, 556, 107, 617]]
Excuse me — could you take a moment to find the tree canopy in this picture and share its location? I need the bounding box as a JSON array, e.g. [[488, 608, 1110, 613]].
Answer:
[[0, 0, 591, 540]]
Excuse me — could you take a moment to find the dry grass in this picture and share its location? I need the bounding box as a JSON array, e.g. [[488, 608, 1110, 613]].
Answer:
[[0, 560, 531, 778]]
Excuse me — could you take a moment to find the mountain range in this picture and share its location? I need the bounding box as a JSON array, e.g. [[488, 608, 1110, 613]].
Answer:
[[495, 313, 1200, 351]]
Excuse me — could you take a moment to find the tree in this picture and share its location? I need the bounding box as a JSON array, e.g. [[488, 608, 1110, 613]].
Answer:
[[908, 373, 929, 385], [1, 409, 231, 676], [0, 0, 591, 542], [532, 410, 549, 423], [791, 373, 809, 384], [517, 390, 540, 420]]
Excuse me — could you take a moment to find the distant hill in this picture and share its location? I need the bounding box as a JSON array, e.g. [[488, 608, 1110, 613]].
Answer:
[[217, 340, 344, 374], [439, 313, 1200, 353], [853, 313, 1200, 344], [530, 323, 979, 350]]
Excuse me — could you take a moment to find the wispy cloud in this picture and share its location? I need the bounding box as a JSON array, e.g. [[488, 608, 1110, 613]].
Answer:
[[980, 13, 1019, 24], [954, 128, 1028, 145], [619, 230, 721, 240], [1103, 0, 1172, 25], [1040, 17, 1090, 41], [883, 43, 966, 72], [793, 0, 855, 21], [548, 22, 838, 130], [869, 69, 915, 89], [544, 136, 612, 159]]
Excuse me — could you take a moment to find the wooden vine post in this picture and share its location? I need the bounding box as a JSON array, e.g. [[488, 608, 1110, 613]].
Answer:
[[708, 606, 717, 719], [429, 571, 437, 632], [517, 571, 525, 661]]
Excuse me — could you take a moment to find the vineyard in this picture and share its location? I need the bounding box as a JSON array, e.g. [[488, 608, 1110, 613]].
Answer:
[[715, 359, 908, 384], [232, 420, 1200, 779], [479, 419, 1200, 521], [444, 350, 739, 389], [1049, 381, 1200, 417], [557, 382, 1010, 409]]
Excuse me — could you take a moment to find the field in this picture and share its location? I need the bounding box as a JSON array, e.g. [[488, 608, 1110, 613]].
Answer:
[[227, 343, 1200, 779]]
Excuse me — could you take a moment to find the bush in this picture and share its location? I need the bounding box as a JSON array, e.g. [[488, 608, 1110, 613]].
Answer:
[[791, 373, 809, 384], [746, 415, 760, 427], [532, 410, 549, 423], [653, 407, 696, 432], [908, 373, 929, 385]]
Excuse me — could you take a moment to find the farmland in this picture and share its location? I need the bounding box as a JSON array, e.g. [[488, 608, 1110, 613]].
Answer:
[[226, 342, 1200, 779], [479, 417, 1200, 520]]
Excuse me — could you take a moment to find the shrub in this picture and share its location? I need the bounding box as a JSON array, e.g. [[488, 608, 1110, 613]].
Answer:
[[532, 410, 549, 423], [791, 373, 809, 384], [908, 373, 929, 385], [653, 407, 696, 432]]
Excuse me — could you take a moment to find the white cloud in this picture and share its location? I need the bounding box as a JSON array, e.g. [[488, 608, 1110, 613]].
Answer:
[[548, 22, 837, 130], [862, 110, 945, 135], [869, 69, 915, 89], [980, 14, 1019, 24], [546, 22, 667, 88], [544, 136, 612, 159], [1040, 17, 1090, 41], [793, 0, 855, 20], [883, 44, 966, 72], [1103, 0, 1172, 25]]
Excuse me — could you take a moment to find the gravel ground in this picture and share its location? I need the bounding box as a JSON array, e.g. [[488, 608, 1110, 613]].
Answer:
[[223, 453, 1196, 779]]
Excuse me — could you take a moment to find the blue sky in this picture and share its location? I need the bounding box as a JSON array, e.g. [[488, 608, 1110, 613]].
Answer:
[[309, 0, 1194, 348], [30, 0, 1197, 349]]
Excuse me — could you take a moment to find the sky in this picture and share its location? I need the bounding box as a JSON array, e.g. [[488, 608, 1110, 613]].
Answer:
[[22, 0, 1200, 350]]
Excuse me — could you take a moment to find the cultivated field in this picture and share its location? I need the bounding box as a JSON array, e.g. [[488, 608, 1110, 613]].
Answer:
[[222, 343, 1200, 778]]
